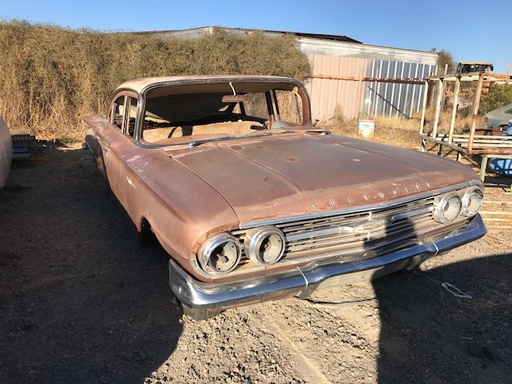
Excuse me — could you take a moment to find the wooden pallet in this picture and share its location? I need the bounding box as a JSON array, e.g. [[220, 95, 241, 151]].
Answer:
[[480, 186, 512, 229]]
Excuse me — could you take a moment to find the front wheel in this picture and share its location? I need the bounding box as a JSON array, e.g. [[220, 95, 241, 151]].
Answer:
[[138, 219, 158, 249]]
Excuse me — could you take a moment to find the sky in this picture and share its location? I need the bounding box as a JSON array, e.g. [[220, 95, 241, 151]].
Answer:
[[1, 0, 511, 74]]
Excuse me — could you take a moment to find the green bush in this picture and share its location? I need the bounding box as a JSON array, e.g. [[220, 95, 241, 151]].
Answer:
[[0, 21, 311, 140], [480, 83, 512, 114]]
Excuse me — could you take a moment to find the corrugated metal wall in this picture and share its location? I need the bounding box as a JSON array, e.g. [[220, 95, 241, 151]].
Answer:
[[305, 55, 437, 122], [362, 61, 436, 118], [305, 55, 368, 122]]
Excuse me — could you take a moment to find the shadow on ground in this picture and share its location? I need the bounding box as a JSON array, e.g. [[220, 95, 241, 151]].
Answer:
[[0, 144, 182, 384], [2, 143, 511, 384], [374, 252, 511, 383]]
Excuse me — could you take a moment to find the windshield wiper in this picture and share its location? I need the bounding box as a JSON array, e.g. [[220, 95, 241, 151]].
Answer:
[[304, 129, 330, 135], [186, 131, 293, 148]]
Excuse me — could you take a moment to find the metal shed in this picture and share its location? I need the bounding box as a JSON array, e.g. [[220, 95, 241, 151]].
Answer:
[[296, 36, 438, 122], [149, 27, 438, 123]]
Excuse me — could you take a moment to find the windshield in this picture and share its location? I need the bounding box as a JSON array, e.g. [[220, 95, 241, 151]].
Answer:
[[139, 81, 307, 146]]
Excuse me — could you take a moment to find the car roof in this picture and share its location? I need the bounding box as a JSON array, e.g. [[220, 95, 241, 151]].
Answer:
[[458, 61, 492, 65], [487, 103, 512, 114], [115, 75, 301, 95]]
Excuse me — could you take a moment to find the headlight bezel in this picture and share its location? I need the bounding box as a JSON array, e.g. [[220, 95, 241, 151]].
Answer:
[[434, 193, 463, 224], [197, 233, 242, 275], [462, 186, 484, 217], [244, 226, 286, 266]]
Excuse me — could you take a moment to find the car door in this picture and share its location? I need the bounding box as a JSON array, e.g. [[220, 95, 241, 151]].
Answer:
[[101, 92, 143, 212]]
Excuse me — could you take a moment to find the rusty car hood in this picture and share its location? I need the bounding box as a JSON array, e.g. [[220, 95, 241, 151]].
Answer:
[[170, 133, 479, 225]]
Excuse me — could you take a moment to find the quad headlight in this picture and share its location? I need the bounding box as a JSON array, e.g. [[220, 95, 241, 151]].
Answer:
[[462, 186, 484, 216], [434, 193, 462, 223], [244, 226, 286, 265], [198, 233, 241, 275], [197, 226, 287, 275], [434, 186, 484, 224]]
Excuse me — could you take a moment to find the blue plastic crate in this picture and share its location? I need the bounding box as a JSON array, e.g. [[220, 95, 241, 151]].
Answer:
[[489, 158, 512, 177]]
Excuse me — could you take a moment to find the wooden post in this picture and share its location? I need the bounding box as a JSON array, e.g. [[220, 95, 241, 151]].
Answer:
[[448, 77, 460, 145], [432, 79, 444, 138], [419, 80, 430, 152], [468, 74, 484, 153], [419, 80, 429, 136]]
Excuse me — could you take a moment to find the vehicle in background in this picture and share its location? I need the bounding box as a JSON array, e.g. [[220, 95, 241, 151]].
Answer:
[[0, 117, 12, 189], [488, 121, 512, 177], [485, 103, 512, 128], [456, 62, 493, 75]]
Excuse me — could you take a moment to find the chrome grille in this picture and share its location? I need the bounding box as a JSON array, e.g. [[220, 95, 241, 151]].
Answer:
[[232, 195, 456, 265]]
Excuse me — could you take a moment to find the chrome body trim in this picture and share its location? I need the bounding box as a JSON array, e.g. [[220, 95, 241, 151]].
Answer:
[[169, 214, 486, 320], [238, 181, 481, 229]]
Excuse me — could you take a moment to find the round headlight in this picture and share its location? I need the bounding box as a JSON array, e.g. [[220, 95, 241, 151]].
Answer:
[[462, 187, 484, 216], [244, 226, 286, 265], [198, 233, 241, 275], [434, 193, 462, 223]]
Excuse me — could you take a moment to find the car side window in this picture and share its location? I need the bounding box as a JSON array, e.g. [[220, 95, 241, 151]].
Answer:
[[111, 96, 126, 130], [110, 95, 138, 138], [126, 97, 138, 138]]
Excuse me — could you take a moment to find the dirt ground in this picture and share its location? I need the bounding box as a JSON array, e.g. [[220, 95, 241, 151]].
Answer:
[[0, 142, 511, 384]]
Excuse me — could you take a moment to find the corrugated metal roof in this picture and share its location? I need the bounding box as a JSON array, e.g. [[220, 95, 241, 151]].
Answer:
[[144, 26, 436, 65], [298, 38, 437, 65], [136, 26, 362, 44]]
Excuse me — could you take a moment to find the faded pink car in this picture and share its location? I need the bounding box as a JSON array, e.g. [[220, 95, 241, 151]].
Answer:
[[84, 75, 486, 319]]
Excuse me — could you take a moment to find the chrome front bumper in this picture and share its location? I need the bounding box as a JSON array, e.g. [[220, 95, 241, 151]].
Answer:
[[169, 215, 486, 320]]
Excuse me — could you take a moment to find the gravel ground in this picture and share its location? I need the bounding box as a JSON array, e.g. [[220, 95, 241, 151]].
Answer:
[[0, 142, 510, 384]]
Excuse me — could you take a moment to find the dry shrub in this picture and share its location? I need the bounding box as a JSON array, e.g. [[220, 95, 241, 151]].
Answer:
[[324, 106, 484, 150], [0, 22, 311, 141], [415, 106, 485, 135], [327, 115, 422, 149]]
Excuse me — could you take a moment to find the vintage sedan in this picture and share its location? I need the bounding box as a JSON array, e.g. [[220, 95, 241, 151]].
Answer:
[[83, 75, 486, 319]]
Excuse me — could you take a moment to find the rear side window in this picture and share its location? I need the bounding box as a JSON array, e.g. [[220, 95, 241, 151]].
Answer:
[[110, 94, 138, 137], [111, 96, 126, 130], [126, 97, 137, 137]]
